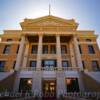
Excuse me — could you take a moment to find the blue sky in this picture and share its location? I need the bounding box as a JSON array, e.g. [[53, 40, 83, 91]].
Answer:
[[0, 0, 100, 47]]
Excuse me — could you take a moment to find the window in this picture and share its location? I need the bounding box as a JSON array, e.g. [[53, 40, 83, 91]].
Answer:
[[77, 39, 79, 41], [92, 61, 99, 71], [86, 39, 91, 42], [3, 45, 11, 54], [42, 60, 56, 67], [7, 39, 12, 41], [19, 78, 32, 92], [82, 61, 85, 69], [30, 61, 36, 67], [16, 45, 19, 53], [19, 38, 21, 41], [66, 78, 80, 92], [78, 45, 82, 54], [13, 61, 16, 69], [50, 45, 56, 54], [0, 61, 5, 71], [62, 61, 69, 67], [31, 45, 37, 54], [88, 45, 95, 54], [61, 45, 67, 54], [43, 45, 48, 54]]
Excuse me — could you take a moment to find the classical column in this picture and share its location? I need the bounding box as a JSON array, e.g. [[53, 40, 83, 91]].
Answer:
[[56, 35, 62, 68], [56, 35, 66, 97], [73, 35, 83, 70], [37, 35, 43, 69], [32, 35, 42, 95], [22, 42, 29, 69], [56, 72, 66, 97], [73, 35, 84, 91], [32, 71, 42, 95], [69, 40, 76, 68], [15, 35, 25, 71]]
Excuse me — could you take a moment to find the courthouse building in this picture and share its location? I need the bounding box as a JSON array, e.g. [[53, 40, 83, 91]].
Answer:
[[0, 15, 100, 97]]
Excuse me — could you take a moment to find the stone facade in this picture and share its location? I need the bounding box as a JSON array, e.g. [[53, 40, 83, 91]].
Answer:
[[0, 15, 100, 97]]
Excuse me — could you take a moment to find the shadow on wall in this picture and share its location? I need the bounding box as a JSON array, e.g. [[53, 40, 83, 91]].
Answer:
[[81, 71, 100, 92], [0, 72, 16, 92]]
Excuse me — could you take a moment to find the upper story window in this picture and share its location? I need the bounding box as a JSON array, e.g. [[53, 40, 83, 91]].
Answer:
[[31, 45, 38, 54], [82, 61, 85, 69], [50, 45, 56, 54], [16, 45, 19, 54], [7, 39, 13, 41], [92, 61, 99, 71], [77, 39, 79, 41], [42, 60, 56, 67], [62, 60, 69, 67], [19, 38, 21, 41], [78, 45, 82, 54], [3, 45, 11, 54], [43, 45, 48, 54], [61, 45, 67, 54], [88, 45, 95, 54], [30, 61, 36, 67], [13, 61, 16, 69], [0, 61, 5, 71], [86, 39, 91, 42]]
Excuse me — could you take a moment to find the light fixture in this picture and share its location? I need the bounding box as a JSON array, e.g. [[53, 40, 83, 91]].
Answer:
[[27, 79, 32, 85], [67, 79, 71, 85]]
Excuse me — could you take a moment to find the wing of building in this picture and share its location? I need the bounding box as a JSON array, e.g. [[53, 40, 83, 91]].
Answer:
[[0, 15, 100, 99]]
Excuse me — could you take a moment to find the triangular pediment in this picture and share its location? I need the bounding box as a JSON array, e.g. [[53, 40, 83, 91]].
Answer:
[[20, 15, 78, 31]]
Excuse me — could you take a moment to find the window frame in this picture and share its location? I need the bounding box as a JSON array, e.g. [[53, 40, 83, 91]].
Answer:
[[0, 61, 6, 71], [61, 45, 67, 54], [88, 45, 95, 54], [82, 61, 85, 69], [3, 45, 11, 54], [78, 45, 82, 54], [30, 61, 37, 67], [31, 45, 38, 54], [42, 59, 57, 67], [50, 45, 56, 54], [92, 60, 99, 71], [43, 45, 48, 54], [62, 60, 69, 67]]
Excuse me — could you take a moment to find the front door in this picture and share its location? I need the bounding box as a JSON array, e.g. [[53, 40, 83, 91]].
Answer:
[[42, 80, 56, 99]]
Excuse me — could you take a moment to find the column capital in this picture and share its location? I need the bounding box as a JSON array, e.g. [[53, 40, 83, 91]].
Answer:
[[56, 34, 60, 37], [38, 34, 43, 36]]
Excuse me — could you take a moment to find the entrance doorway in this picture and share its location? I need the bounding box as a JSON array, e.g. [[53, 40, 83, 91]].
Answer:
[[19, 78, 32, 93], [66, 78, 80, 92], [42, 79, 56, 99]]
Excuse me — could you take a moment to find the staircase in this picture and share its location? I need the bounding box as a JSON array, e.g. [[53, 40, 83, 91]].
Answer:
[[0, 71, 16, 92], [0, 71, 14, 81], [81, 71, 100, 92], [84, 71, 100, 83]]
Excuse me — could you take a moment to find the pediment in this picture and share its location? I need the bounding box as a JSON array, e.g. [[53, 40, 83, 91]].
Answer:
[[20, 15, 78, 30], [29, 20, 67, 26]]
